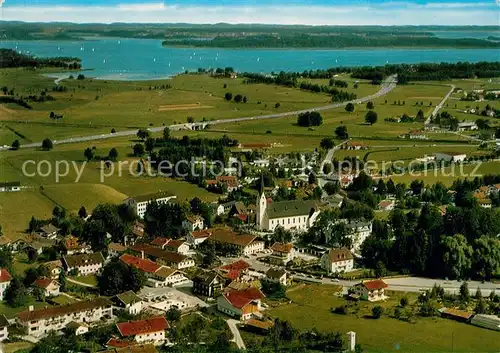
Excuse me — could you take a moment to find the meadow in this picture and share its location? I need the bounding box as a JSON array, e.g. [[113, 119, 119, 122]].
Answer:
[[269, 284, 500, 353]]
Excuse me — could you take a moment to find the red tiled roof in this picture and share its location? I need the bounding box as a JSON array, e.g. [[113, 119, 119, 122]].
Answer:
[[33, 278, 55, 289], [119, 254, 160, 274], [233, 214, 248, 222], [220, 259, 250, 272], [224, 269, 241, 281], [165, 239, 185, 250], [216, 176, 239, 188], [206, 180, 217, 186], [0, 268, 12, 283], [151, 237, 170, 247], [271, 242, 293, 254], [361, 279, 388, 291], [117, 316, 169, 337], [107, 338, 132, 348], [191, 230, 211, 239], [207, 227, 257, 247], [223, 287, 264, 309]]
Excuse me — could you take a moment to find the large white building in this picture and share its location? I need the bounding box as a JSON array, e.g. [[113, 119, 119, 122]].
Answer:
[[63, 252, 105, 276], [124, 192, 177, 219], [435, 152, 467, 163], [256, 190, 320, 232], [321, 247, 354, 274], [116, 316, 169, 345], [17, 298, 113, 337], [0, 268, 12, 301], [334, 220, 372, 252]]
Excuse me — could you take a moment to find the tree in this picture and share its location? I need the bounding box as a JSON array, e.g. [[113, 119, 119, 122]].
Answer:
[[224, 92, 233, 101], [460, 282, 470, 303], [372, 306, 384, 319], [400, 296, 409, 307], [11, 139, 20, 150], [475, 287, 482, 300], [108, 148, 119, 161], [4, 278, 28, 308], [136, 129, 150, 141], [308, 172, 317, 185], [335, 125, 348, 139], [163, 126, 170, 140], [475, 297, 487, 314], [473, 236, 500, 280], [186, 116, 195, 123], [297, 111, 323, 127], [234, 94, 243, 103], [84, 147, 94, 161], [275, 102, 281, 108], [366, 101, 375, 110], [78, 206, 87, 219], [59, 269, 67, 292], [133, 143, 145, 157], [324, 181, 340, 195], [441, 234, 473, 279], [97, 260, 146, 296], [320, 137, 334, 150], [345, 102, 355, 113], [365, 111, 378, 125], [243, 96, 248, 103], [416, 109, 425, 120], [145, 138, 155, 153], [166, 307, 181, 323], [42, 138, 53, 150]]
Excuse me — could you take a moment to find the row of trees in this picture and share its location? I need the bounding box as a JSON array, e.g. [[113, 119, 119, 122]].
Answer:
[[224, 92, 248, 103], [297, 111, 323, 127]]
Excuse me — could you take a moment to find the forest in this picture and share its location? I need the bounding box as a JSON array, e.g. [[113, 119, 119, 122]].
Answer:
[[0, 49, 81, 69]]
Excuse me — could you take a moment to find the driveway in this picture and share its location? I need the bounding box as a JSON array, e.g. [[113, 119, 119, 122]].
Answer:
[[227, 319, 246, 350]]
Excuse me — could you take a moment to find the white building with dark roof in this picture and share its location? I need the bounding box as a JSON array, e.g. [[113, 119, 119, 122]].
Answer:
[[124, 192, 177, 219]]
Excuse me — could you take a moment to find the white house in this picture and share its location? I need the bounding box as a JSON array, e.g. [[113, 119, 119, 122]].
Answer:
[[66, 321, 89, 336], [108, 243, 128, 258], [256, 189, 320, 232], [151, 238, 190, 255], [182, 216, 204, 232], [33, 278, 60, 297], [351, 280, 388, 302], [42, 260, 63, 280], [265, 268, 288, 286], [148, 267, 189, 288], [186, 230, 211, 247], [38, 224, 60, 239], [113, 291, 143, 315], [123, 192, 177, 219], [217, 287, 265, 321], [457, 121, 478, 131], [269, 242, 296, 265], [435, 152, 467, 163], [343, 220, 373, 252], [321, 247, 354, 274], [205, 228, 265, 255], [0, 268, 12, 301], [63, 252, 105, 276], [17, 298, 113, 337], [0, 315, 8, 342], [117, 316, 169, 345], [378, 200, 395, 211]]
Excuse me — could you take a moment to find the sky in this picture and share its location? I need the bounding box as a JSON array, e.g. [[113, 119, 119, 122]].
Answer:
[[0, 0, 499, 25]]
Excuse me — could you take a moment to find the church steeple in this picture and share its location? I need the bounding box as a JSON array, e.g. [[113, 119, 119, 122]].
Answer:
[[256, 173, 267, 228]]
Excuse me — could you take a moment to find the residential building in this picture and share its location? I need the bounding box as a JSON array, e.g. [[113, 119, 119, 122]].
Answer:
[[216, 175, 240, 192], [457, 121, 478, 131], [351, 279, 388, 302], [125, 221, 146, 246], [149, 267, 188, 288], [321, 247, 354, 274], [0, 268, 12, 301], [130, 245, 195, 269], [123, 192, 177, 219], [63, 252, 105, 275], [42, 260, 63, 279], [119, 254, 161, 276], [182, 216, 204, 232], [268, 242, 295, 265], [344, 141, 368, 150], [192, 270, 224, 297], [256, 189, 320, 232], [108, 243, 128, 258], [38, 224, 60, 239], [217, 287, 265, 320], [163, 239, 190, 255], [342, 220, 373, 252], [378, 200, 395, 211], [265, 268, 288, 286], [33, 278, 60, 297], [116, 316, 169, 345], [406, 130, 427, 140], [17, 298, 113, 337], [206, 228, 265, 255], [62, 235, 90, 255], [219, 260, 250, 282], [186, 230, 211, 247], [435, 152, 467, 163], [0, 315, 8, 342], [0, 181, 20, 192], [113, 291, 143, 315], [66, 321, 89, 336]]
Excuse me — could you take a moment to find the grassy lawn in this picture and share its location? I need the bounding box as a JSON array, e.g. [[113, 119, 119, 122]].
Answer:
[[2, 342, 33, 353], [69, 275, 98, 286], [269, 284, 500, 353], [0, 299, 56, 320]]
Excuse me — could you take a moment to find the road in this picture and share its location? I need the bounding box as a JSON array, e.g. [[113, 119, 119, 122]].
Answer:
[[227, 319, 246, 350], [5, 75, 397, 151], [425, 84, 455, 125]]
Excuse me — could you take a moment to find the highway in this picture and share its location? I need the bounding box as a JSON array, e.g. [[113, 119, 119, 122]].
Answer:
[[5, 75, 397, 151]]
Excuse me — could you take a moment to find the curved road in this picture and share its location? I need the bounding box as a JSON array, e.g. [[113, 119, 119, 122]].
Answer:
[[5, 75, 397, 151]]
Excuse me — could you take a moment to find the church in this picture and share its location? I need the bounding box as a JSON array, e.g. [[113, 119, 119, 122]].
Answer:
[[256, 188, 321, 232]]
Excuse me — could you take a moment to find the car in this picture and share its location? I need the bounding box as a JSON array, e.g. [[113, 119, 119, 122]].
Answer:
[[332, 278, 340, 282]]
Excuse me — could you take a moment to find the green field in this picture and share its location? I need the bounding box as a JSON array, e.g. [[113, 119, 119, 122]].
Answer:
[[269, 284, 500, 353]]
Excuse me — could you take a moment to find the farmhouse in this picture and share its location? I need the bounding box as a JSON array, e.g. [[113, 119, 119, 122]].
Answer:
[[33, 278, 60, 297], [321, 247, 354, 274], [206, 228, 264, 255], [124, 192, 177, 219], [63, 252, 105, 275], [435, 152, 467, 163], [0, 268, 12, 301], [116, 316, 169, 345], [17, 298, 113, 337], [217, 287, 265, 320], [351, 279, 388, 302], [256, 189, 320, 232]]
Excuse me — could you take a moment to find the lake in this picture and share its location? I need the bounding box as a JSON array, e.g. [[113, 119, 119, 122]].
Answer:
[[2, 38, 499, 81]]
